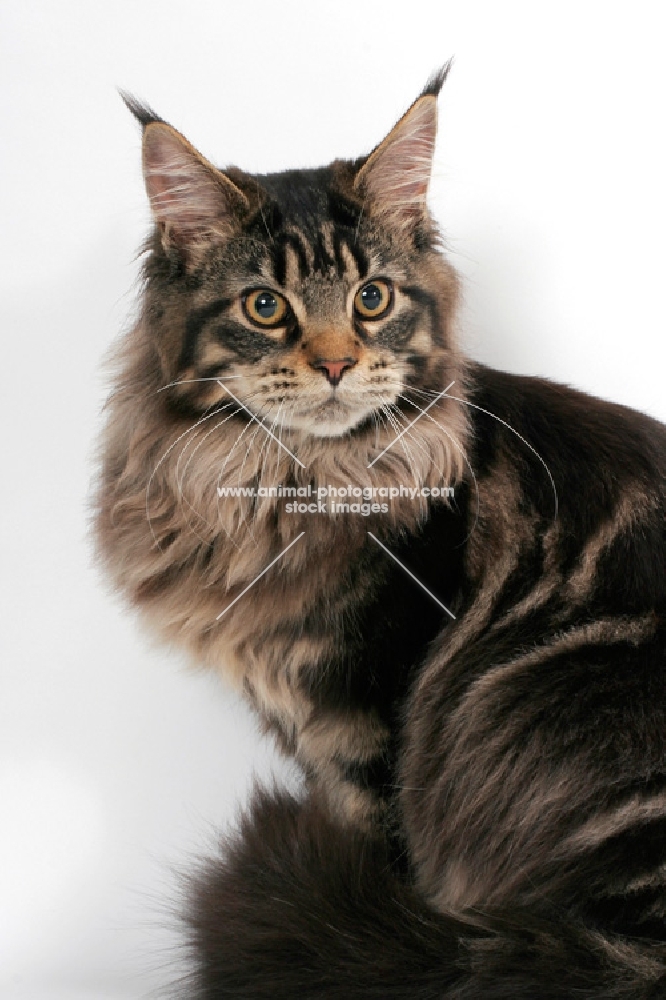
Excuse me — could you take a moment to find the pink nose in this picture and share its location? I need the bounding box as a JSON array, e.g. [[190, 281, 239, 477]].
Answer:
[[313, 358, 356, 387]]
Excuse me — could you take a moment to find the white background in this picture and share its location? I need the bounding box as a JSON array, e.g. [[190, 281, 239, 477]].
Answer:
[[1, 2, 665, 997]]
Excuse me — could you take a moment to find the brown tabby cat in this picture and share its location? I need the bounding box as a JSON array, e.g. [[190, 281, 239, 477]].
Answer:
[[94, 67, 666, 998]]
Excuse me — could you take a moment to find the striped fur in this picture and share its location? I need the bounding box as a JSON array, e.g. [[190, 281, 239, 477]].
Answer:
[[95, 74, 666, 995]]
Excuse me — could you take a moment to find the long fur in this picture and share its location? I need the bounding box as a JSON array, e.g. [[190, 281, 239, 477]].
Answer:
[[184, 788, 666, 999]]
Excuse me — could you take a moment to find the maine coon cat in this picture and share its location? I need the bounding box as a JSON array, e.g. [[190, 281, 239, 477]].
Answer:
[[94, 67, 666, 997]]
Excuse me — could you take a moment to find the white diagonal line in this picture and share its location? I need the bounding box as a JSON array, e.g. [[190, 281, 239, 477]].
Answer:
[[367, 532, 456, 620], [157, 375, 243, 393], [216, 380, 306, 469], [216, 531, 306, 620], [367, 381, 455, 468]]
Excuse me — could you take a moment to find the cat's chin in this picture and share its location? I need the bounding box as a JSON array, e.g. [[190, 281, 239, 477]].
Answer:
[[286, 402, 374, 439], [306, 422, 362, 439]]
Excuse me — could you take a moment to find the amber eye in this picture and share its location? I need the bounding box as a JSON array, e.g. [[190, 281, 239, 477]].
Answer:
[[353, 279, 393, 320], [243, 289, 289, 327]]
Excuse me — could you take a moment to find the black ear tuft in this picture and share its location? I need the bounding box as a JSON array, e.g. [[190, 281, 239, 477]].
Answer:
[[420, 61, 453, 99], [118, 90, 165, 129]]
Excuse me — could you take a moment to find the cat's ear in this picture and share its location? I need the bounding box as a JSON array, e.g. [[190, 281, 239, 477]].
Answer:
[[122, 94, 249, 257], [353, 65, 449, 229], [141, 125, 250, 254]]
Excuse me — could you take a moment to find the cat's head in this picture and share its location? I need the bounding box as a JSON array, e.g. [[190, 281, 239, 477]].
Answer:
[[130, 67, 459, 439]]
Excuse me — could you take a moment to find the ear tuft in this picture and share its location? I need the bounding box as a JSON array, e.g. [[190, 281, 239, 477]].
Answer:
[[419, 60, 453, 100], [119, 90, 164, 129]]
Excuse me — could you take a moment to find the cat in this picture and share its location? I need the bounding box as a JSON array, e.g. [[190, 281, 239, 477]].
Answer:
[[94, 66, 666, 998]]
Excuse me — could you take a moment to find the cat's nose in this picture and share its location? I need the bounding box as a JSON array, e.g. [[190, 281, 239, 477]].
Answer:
[[311, 357, 357, 387]]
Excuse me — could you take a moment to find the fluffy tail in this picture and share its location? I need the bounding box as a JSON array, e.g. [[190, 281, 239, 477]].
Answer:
[[183, 788, 666, 999]]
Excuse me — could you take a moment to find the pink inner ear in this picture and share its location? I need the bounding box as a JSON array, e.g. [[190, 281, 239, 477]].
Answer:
[[356, 96, 438, 216], [142, 125, 234, 236]]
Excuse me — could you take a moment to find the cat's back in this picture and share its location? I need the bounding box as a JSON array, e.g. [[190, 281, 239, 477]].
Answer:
[[469, 361, 666, 487], [463, 362, 666, 610]]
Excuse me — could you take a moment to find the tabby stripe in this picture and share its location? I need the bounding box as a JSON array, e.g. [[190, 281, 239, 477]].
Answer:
[[402, 285, 439, 326], [490, 521, 562, 631], [465, 614, 657, 701], [564, 793, 666, 855], [405, 353, 428, 379], [376, 310, 423, 348], [312, 229, 336, 274], [332, 229, 352, 279], [626, 862, 666, 894], [349, 242, 368, 280], [565, 487, 647, 603], [180, 298, 233, 368], [641, 895, 666, 922], [334, 231, 368, 280], [401, 285, 436, 308], [483, 533, 550, 626], [338, 754, 394, 792], [212, 321, 277, 360], [326, 191, 362, 229], [198, 361, 233, 380], [273, 232, 309, 286]]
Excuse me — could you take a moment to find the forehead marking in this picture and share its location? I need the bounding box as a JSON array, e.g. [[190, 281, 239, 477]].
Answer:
[[273, 229, 311, 287], [284, 243, 302, 290], [336, 239, 361, 285], [311, 222, 337, 277]]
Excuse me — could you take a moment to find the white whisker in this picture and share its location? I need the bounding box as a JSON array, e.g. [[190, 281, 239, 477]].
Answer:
[[367, 381, 455, 468], [446, 394, 559, 522], [146, 403, 240, 551], [157, 375, 243, 394], [216, 380, 306, 469]]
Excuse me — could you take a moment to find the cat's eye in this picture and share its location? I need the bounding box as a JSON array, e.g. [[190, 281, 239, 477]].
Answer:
[[243, 289, 289, 328], [354, 278, 393, 319], [353, 279, 393, 320]]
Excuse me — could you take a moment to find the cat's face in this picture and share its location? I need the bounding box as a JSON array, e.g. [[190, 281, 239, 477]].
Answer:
[[135, 72, 458, 440]]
